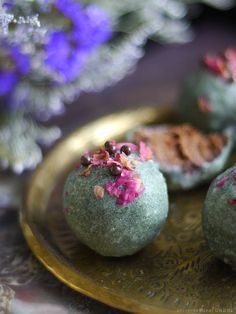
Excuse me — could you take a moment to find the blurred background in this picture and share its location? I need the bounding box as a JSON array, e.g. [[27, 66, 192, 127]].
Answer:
[[52, 3, 236, 133], [0, 0, 236, 174]]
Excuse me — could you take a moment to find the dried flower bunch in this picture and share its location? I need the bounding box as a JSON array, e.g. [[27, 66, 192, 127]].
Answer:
[[0, 0, 234, 172]]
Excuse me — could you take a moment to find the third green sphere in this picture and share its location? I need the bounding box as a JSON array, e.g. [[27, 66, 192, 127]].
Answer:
[[178, 48, 236, 131]]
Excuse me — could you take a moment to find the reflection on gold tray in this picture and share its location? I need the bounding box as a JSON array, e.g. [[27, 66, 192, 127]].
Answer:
[[20, 106, 236, 314]]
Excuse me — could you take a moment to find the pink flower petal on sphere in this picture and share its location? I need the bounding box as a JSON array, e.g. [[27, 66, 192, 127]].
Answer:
[[139, 142, 153, 161]]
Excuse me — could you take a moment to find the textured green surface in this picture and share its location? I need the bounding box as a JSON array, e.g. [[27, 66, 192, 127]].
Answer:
[[178, 69, 236, 131], [63, 160, 168, 257], [128, 127, 234, 191], [161, 129, 234, 190], [202, 166, 236, 270]]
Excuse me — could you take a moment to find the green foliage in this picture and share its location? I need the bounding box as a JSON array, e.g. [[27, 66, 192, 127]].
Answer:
[[0, 113, 60, 173]]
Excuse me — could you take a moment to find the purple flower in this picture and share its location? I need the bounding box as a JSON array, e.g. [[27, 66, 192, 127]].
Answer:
[[2, 1, 14, 10], [0, 43, 30, 97], [45, 0, 111, 83], [56, 0, 112, 50], [45, 31, 85, 82], [72, 4, 112, 50], [55, 0, 83, 23], [0, 72, 17, 96]]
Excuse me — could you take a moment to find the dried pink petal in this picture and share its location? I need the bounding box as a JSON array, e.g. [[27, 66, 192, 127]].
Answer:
[[79, 164, 93, 177], [203, 54, 228, 78], [79, 140, 147, 205], [139, 142, 153, 161], [92, 149, 110, 166], [202, 49, 236, 81], [198, 96, 213, 113], [227, 199, 236, 205], [224, 48, 236, 80], [94, 185, 105, 199], [105, 181, 122, 198], [105, 169, 144, 205], [225, 48, 236, 60], [215, 175, 229, 188], [115, 153, 135, 170]]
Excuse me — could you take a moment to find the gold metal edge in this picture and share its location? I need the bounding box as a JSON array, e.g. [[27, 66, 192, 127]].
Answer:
[[20, 105, 179, 314], [19, 212, 175, 314]]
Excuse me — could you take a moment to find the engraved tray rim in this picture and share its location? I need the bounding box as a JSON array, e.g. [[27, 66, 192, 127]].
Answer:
[[20, 105, 209, 314]]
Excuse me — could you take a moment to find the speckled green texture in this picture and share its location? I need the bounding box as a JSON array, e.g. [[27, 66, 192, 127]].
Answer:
[[202, 166, 236, 270], [128, 127, 233, 191], [178, 70, 236, 131], [63, 160, 168, 257], [160, 129, 233, 191]]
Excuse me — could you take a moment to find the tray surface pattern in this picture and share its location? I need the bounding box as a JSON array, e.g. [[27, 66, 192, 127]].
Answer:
[[21, 107, 236, 314]]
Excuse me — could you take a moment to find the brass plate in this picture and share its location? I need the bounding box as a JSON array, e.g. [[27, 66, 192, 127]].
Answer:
[[20, 106, 236, 314]]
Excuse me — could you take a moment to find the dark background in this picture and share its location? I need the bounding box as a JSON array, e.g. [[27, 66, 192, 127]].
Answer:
[[49, 4, 236, 138]]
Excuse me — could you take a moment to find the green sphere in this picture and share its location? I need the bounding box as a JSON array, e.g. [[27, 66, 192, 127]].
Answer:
[[202, 166, 236, 269], [129, 125, 233, 191], [63, 159, 168, 257], [178, 70, 236, 131]]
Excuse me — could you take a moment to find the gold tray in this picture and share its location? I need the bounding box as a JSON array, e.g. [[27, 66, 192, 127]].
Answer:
[[20, 106, 236, 314]]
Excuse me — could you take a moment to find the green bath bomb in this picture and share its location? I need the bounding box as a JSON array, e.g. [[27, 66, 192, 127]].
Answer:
[[178, 70, 236, 131], [130, 124, 233, 191], [63, 142, 169, 257], [178, 48, 236, 131], [202, 166, 236, 269]]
